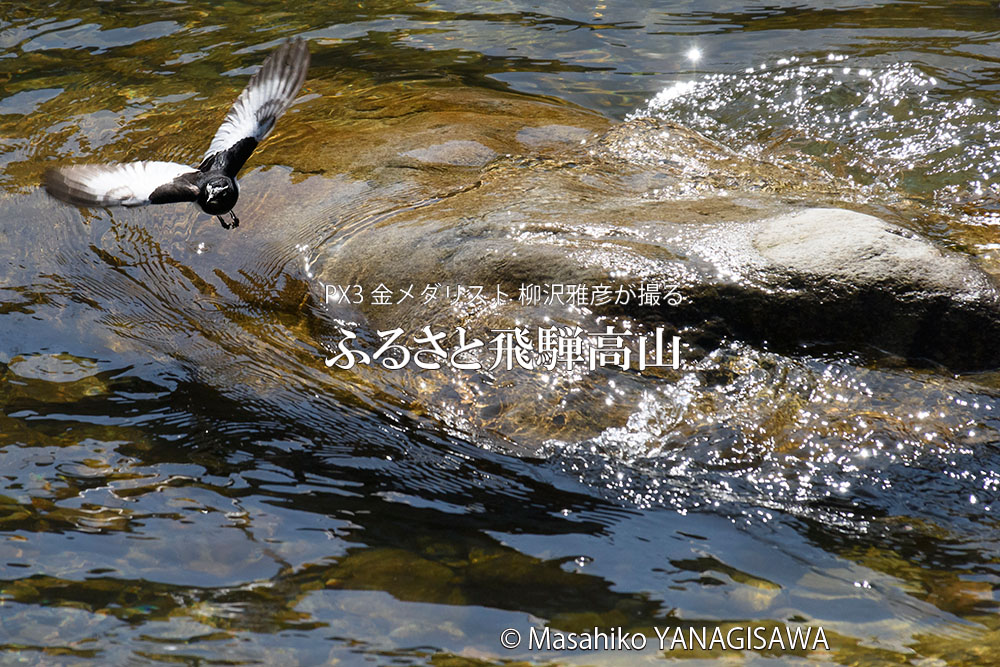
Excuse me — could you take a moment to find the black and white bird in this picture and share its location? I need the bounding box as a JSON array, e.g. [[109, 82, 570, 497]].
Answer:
[[44, 38, 310, 229]]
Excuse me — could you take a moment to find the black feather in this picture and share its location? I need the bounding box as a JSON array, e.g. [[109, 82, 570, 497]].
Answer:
[[198, 137, 258, 178], [149, 172, 202, 204]]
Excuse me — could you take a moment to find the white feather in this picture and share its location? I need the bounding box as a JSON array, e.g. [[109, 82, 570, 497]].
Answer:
[[204, 40, 309, 160], [50, 161, 196, 206]]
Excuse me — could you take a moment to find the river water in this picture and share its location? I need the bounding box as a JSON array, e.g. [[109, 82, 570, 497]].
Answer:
[[2, 1, 999, 665]]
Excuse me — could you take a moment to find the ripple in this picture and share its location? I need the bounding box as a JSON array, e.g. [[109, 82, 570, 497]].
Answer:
[[637, 56, 1000, 226]]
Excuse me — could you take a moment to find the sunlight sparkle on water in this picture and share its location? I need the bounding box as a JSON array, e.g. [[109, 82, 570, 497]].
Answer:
[[636, 55, 1000, 222]]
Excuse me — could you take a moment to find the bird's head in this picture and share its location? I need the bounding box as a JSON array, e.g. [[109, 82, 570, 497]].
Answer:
[[198, 176, 238, 215]]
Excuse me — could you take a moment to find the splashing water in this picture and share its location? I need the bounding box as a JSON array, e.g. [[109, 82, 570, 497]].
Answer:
[[634, 55, 1000, 226]]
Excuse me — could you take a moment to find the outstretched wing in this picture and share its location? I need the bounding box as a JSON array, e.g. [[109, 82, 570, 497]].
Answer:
[[44, 161, 201, 208], [201, 38, 310, 178]]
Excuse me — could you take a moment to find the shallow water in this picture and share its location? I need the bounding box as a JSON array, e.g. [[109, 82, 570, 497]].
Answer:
[[2, 1, 1000, 665]]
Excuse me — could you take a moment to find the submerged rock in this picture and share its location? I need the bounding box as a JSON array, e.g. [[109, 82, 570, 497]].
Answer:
[[295, 103, 1000, 448], [25, 79, 999, 454], [318, 114, 1000, 371], [665, 207, 1000, 369]]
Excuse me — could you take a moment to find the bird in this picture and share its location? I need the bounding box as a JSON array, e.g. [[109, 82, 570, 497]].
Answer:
[[43, 38, 310, 229]]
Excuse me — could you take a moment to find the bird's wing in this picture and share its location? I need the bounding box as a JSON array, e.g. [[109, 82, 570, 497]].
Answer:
[[201, 38, 310, 177], [44, 161, 201, 208]]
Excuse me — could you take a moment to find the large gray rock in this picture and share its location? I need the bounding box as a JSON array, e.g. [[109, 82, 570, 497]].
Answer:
[[669, 208, 1000, 369], [22, 80, 997, 452], [321, 134, 1000, 370]]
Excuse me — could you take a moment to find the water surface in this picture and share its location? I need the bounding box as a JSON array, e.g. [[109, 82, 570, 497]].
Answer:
[[2, 1, 1000, 665]]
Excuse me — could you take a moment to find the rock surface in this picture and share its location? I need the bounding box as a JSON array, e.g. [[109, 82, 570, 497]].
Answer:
[[317, 117, 1000, 370], [23, 80, 1000, 452], [671, 208, 1000, 369]]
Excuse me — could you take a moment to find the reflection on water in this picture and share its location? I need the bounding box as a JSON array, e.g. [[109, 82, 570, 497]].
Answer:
[[639, 56, 1000, 234], [2, 1, 1000, 665]]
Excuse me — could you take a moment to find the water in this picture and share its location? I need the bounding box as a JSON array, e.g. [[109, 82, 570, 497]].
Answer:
[[2, 1, 1000, 665]]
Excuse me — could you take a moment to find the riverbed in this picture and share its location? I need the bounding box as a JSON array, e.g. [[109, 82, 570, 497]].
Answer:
[[1, 2, 999, 665]]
